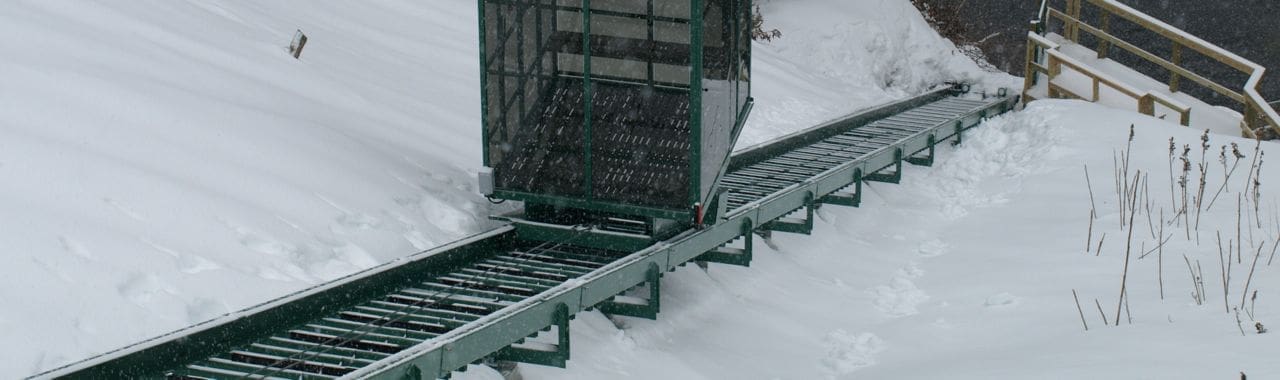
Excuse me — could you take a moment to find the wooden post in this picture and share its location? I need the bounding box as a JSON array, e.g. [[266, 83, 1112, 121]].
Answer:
[[1169, 42, 1183, 92], [1244, 105, 1260, 132], [1024, 39, 1037, 95], [1047, 56, 1063, 98], [1138, 95, 1156, 116], [1091, 78, 1101, 101], [1069, 0, 1083, 42], [1096, 11, 1112, 58]]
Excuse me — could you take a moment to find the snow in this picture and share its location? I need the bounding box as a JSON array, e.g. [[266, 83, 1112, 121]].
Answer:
[[513, 99, 1280, 380], [5, 0, 1275, 379], [1, 1, 496, 375]]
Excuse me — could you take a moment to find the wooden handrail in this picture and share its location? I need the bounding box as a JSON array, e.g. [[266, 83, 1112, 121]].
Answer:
[[1026, 32, 1192, 126], [1046, 9, 1245, 103], [1029, 0, 1278, 136]]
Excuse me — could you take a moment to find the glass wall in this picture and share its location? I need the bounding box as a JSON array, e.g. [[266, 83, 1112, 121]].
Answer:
[[482, 0, 748, 216], [581, 0, 696, 209], [697, 0, 751, 207], [484, 0, 585, 197]]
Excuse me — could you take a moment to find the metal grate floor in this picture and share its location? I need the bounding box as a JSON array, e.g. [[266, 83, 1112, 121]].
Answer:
[[496, 79, 692, 208], [719, 97, 991, 211], [167, 242, 627, 380]]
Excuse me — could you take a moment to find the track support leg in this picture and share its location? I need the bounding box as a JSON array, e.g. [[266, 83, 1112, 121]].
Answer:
[[819, 168, 861, 207], [952, 120, 964, 146], [597, 263, 662, 319], [494, 303, 571, 368], [906, 135, 937, 167], [698, 219, 755, 267], [761, 193, 814, 235], [866, 148, 903, 184]]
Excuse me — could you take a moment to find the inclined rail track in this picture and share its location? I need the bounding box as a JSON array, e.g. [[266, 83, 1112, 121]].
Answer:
[[35, 85, 1017, 380]]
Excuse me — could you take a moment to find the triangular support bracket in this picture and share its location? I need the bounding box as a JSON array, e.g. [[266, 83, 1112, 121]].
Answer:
[[698, 218, 755, 267], [905, 134, 937, 167], [819, 168, 862, 208], [494, 303, 571, 368], [596, 263, 662, 319], [865, 148, 904, 184], [760, 193, 814, 235]]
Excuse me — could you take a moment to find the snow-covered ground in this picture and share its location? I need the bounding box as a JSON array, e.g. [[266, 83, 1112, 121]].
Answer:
[[518, 100, 1280, 379], [6, 0, 1275, 378]]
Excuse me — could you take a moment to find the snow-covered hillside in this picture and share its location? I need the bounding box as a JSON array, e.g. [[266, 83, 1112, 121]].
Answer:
[[525, 100, 1280, 379], [10, 0, 1275, 379]]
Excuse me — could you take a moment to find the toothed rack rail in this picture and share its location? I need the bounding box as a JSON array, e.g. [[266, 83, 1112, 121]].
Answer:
[[34, 85, 1016, 380]]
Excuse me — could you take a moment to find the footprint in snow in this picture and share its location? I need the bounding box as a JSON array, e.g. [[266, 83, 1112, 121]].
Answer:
[[870, 276, 928, 317], [917, 239, 949, 258], [186, 297, 229, 324], [870, 262, 929, 317], [104, 198, 147, 222], [117, 272, 177, 306], [819, 330, 885, 377], [984, 292, 1020, 308], [142, 238, 222, 274], [59, 236, 94, 260]]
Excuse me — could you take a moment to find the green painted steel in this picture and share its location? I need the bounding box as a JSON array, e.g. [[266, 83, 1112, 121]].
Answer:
[[477, 0, 489, 167], [35, 86, 1017, 380], [581, 0, 594, 199], [488, 190, 694, 221], [595, 263, 662, 319], [481, 0, 753, 222], [687, 0, 705, 208]]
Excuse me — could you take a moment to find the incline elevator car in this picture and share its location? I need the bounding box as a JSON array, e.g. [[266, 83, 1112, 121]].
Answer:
[[478, 0, 754, 235]]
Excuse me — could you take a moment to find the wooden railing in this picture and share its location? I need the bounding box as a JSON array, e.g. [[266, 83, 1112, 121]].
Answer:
[[1025, 33, 1191, 125], [1025, 0, 1279, 137]]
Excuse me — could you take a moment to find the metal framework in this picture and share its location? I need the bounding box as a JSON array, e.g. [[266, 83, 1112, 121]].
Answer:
[[480, 0, 755, 222], [34, 85, 1017, 380]]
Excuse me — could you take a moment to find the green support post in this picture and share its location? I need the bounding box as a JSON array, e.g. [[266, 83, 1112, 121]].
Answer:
[[581, 0, 594, 199], [596, 263, 662, 319], [761, 192, 814, 234], [906, 134, 936, 167], [819, 168, 862, 207], [697, 218, 754, 266], [952, 120, 964, 146], [865, 148, 903, 184], [494, 303, 571, 368]]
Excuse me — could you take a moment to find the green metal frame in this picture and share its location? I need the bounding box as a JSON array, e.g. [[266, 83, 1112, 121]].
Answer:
[[697, 218, 755, 266], [491, 189, 694, 221], [352, 88, 1017, 379], [493, 303, 570, 368], [36, 227, 519, 379], [687, 0, 705, 207], [38, 87, 1017, 380], [481, 0, 754, 223], [595, 263, 662, 319]]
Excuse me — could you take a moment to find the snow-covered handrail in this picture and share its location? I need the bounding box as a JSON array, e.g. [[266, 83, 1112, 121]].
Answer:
[[1034, 0, 1279, 137], [1026, 32, 1191, 126]]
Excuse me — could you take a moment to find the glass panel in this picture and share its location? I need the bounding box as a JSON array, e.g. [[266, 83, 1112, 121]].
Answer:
[[698, 0, 738, 207], [485, 0, 585, 198], [587, 0, 695, 209], [737, 0, 750, 113], [485, 0, 702, 211]]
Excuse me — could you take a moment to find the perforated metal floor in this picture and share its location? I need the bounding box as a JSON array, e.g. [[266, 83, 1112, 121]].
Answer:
[[495, 80, 692, 208]]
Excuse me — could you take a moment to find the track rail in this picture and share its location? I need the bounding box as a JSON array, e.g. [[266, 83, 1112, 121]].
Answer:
[[33, 84, 1017, 380]]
